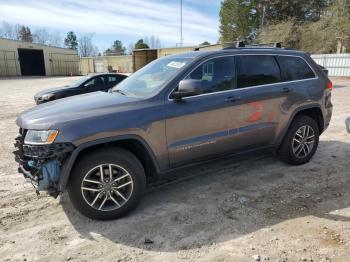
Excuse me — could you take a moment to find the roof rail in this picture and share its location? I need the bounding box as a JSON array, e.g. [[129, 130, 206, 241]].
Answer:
[[222, 41, 246, 49], [248, 42, 282, 48], [223, 42, 283, 50]]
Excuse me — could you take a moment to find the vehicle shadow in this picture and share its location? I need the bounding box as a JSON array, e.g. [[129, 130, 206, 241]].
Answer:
[[61, 140, 350, 252], [333, 84, 347, 89]]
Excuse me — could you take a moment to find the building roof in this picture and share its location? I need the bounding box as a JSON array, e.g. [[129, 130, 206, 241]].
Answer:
[[0, 37, 77, 52]]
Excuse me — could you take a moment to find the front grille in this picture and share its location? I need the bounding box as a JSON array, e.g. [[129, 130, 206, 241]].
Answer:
[[14, 128, 75, 161], [23, 143, 75, 159]]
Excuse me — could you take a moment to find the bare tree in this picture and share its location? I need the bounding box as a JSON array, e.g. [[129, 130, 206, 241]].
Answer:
[[143, 35, 162, 48], [127, 42, 134, 54], [78, 34, 98, 57], [34, 28, 62, 46], [0, 21, 21, 40], [49, 31, 62, 47], [33, 28, 50, 45], [150, 35, 156, 49], [155, 37, 161, 48]]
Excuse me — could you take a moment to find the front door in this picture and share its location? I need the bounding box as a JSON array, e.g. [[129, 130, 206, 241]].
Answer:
[[165, 56, 239, 167]]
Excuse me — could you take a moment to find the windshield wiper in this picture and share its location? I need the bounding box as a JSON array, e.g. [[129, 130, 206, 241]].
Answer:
[[111, 89, 127, 96]]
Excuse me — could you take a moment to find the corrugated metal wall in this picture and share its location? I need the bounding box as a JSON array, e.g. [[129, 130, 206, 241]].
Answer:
[[49, 52, 79, 76], [79, 55, 132, 75], [0, 50, 20, 76], [311, 53, 350, 77], [0, 38, 79, 76], [133, 49, 157, 71]]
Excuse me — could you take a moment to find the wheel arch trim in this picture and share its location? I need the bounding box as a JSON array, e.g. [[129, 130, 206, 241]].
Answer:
[[276, 104, 323, 145], [58, 135, 160, 192]]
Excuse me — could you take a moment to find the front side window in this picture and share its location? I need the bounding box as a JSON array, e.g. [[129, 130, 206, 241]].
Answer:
[[236, 55, 281, 88], [276, 56, 315, 81], [186, 56, 235, 94], [84, 76, 105, 87]]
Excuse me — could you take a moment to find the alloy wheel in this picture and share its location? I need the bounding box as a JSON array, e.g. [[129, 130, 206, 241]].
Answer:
[[292, 125, 315, 159], [81, 164, 133, 211]]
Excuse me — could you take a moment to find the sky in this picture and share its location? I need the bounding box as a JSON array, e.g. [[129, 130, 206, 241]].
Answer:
[[0, 0, 221, 52]]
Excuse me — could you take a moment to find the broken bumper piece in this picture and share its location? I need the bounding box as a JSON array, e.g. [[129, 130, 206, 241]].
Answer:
[[14, 132, 74, 197]]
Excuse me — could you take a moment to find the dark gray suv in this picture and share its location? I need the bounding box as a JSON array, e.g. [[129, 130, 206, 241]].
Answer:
[[14, 46, 333, 220]]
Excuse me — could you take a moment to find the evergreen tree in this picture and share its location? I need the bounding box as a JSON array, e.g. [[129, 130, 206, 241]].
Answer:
[[64, 31, 78, 50], [219, 0, 259, 43], [112, 40, 126, 55], [18, 26, 33, 42], [134, 39, 149, 49]]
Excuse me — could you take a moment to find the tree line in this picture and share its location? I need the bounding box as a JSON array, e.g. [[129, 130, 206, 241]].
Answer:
[[219, 0, 350, 53], [0, 21, 164, 57]]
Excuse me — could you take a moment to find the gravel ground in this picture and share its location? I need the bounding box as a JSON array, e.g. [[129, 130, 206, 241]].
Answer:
[[0, 76, 350, 262]]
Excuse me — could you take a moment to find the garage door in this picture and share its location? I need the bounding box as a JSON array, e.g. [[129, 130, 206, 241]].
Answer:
[[94, 60, 105, 73], [18, 49, 46, 76]]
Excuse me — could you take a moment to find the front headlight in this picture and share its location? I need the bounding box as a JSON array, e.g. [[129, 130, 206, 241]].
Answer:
[[24, 130, 59, 145], [41, 94, 54, 101]]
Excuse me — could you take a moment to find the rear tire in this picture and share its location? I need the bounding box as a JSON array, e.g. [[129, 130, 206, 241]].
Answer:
[[67, 147, 146, 220], [279, 115, 319, 165]]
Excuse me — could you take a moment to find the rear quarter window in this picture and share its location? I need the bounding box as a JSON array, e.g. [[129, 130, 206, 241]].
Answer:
[[276, 56, 315, 81]]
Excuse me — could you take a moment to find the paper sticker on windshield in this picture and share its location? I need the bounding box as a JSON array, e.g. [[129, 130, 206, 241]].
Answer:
[[167, 61, 186, 69]]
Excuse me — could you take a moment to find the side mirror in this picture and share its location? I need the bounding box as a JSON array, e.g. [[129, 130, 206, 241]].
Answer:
[[346, 117, 350, 133], [171, 79, 204, 100]]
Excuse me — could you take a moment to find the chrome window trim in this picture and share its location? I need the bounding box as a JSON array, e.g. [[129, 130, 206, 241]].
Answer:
[[167, 53, 319, 101]]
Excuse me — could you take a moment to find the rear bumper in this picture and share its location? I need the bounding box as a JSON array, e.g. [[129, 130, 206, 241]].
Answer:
[[323, 91, 333, 132]]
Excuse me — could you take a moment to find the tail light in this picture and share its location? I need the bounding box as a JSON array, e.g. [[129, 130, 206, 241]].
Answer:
[[327, 80, 333, 91]]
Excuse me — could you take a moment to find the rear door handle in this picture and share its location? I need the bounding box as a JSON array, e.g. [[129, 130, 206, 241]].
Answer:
[[225, 96, 240, 102], [282, 87, 291, 93]]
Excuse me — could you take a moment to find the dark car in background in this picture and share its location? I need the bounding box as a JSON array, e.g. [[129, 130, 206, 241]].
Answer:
[[34, 73, 128, 104]]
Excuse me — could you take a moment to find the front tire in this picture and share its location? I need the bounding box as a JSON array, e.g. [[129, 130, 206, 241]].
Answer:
[[67, 147, 146, 220], [279, 115, 319, 165]]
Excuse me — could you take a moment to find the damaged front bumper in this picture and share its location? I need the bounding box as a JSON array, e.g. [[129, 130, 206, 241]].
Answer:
[[13, 129, 75, 197]]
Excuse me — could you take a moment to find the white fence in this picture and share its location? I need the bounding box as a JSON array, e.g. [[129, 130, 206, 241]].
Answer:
[[311, 53, 350, 77]]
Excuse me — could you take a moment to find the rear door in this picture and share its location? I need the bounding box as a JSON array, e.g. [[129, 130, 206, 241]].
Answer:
[[225, 55, 292, 150], [165, 56, 239, 167]]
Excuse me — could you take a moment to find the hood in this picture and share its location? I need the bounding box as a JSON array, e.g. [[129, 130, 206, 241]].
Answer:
[[34, 86, 75, 97], [17, 91, 139, 130]]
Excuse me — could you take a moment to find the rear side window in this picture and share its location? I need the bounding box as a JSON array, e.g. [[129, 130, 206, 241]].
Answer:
[[108, 76, 117, 83], [276, 56, 315, 81], [236, 55, 281, 88]]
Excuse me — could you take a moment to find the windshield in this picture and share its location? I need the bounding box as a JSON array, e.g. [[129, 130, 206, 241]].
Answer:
[[70, 76, 91, 87], [111, 57, 193, 98]]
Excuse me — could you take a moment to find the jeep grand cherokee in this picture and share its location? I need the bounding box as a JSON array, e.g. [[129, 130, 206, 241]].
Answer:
[[14, 44, 333, 220]]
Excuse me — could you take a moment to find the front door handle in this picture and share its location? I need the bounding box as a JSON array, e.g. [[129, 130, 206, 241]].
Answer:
[[225, 96, 240, 102], [282, 87, 291, 93]]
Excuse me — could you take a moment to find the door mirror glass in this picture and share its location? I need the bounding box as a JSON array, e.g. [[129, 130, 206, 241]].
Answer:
[[171, 79, 204, 99]]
